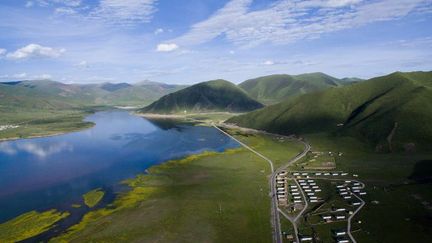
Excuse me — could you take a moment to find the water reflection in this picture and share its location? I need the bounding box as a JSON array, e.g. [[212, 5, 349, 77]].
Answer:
[[0, 141, 73, 158], [0, 110, 239, 222]]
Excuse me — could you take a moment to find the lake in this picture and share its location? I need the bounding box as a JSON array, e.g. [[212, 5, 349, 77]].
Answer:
[[0, 111, 239, 223]]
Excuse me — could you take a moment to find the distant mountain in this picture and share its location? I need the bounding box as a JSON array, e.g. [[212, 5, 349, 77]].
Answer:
[[96, 82, 187, 106], [239, 72, 346, 104], [100, 82, 132, 92], [0, 80, 81, 110], [0, 79, 186, 110], [141, 79, 264, 114], [341, 77, 364, 83], [228, 71, 432, 151]]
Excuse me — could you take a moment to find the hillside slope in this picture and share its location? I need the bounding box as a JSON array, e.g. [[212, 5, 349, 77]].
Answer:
[[141, 79, 264, 114], [239, 72, 344, 104], [228, 71, 432, 151]]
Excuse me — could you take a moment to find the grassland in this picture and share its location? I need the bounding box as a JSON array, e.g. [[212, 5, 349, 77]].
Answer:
[[0, 209, 69, 243], [139, 112, 239, 126], [46, 131, 305, 243], [0, 108, 97, 141], [83, 188, 105, 208], [225, 128, 306, 168]]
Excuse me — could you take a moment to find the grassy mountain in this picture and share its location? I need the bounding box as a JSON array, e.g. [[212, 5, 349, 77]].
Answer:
[[228, 71, 432, 151], [239, 72, 345, 104], [0, 79, 186, 108], [141, 79, 264, 114]]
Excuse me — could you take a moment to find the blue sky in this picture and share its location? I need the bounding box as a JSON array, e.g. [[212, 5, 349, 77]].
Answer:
[[0, 0, 431, 84]]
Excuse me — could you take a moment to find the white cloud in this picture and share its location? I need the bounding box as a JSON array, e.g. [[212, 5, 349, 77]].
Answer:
[[35, 0, 81, 7], [54, 7, 77, 15], [154, 28, 164, 35], [156, 43, 179, 52], [58, 0, 81, 7], [6, 44, 65, 60], [172, 0, 431, 47], [0, 48, 6, 56], [0, 73, 55, 80], [74, 60, 89, 68], [14, 73, 28, 78], [326, 0, 363, 7], [263, 60, 274, 65], [33, 74, 52, 79], [90, 0, 158, 25]]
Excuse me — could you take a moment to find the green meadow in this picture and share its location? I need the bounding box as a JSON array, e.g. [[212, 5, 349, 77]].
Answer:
[[83, 188, 105, 208], [0, 108, 96, 141], [0, 209, 69, 243]]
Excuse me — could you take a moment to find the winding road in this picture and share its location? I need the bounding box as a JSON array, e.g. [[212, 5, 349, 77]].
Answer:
[[213, 124, 311, 243]]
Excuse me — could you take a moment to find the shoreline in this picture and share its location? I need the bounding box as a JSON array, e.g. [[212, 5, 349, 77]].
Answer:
[[138, 113, 188, 119], [0, 122, 95, 143]]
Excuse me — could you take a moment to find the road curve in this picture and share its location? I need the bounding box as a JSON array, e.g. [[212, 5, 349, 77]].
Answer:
[[213, 124, 311, 243]]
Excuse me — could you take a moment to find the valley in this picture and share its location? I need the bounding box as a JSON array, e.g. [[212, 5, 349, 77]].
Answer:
[[0, 71, 431, 243]]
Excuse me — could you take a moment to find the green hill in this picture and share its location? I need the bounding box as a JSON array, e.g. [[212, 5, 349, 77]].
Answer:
[[141, 79, 264, 114], [238, 72, 344, 104], [228, 71, 432, 151]]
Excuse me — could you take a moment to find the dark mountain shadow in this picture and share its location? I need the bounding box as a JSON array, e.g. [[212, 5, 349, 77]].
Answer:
[[409, 160, 432, 183]]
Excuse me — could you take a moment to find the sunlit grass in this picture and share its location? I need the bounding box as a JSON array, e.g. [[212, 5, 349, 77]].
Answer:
[[83, 188, 105, 208], [0, 209, 69, 243]]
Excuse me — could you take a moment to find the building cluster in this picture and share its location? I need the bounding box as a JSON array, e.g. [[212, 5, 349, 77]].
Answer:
[[332, 229, 350, 243], [276, 171, 288, 206], [279, 171, 366, 243], [319, 206, 348, 223], [337, 181, 367, 202], [0, 124, 19, 131], [298, 178, 321, 203], [292, 171, 349, 178]]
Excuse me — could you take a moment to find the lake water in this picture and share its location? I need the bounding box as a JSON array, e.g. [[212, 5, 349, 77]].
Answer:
[[0, 111, 239, 223]]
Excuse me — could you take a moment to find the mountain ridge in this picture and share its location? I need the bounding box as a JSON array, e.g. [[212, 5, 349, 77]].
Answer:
[[228, 71, 432, 151], [238, 72, 349, 104]]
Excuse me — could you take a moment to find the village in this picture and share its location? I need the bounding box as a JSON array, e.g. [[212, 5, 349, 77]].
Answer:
[[0, 124, 19, 131], [275, 169, 367, 243]]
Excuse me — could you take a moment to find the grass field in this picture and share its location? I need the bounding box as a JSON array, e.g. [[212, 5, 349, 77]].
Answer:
[[0, 108, 97, 141], [227, 129, 306, 168], [83, 188, 105, 208], [50, 149, 271, 242], [0, 209, 69, 243]]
